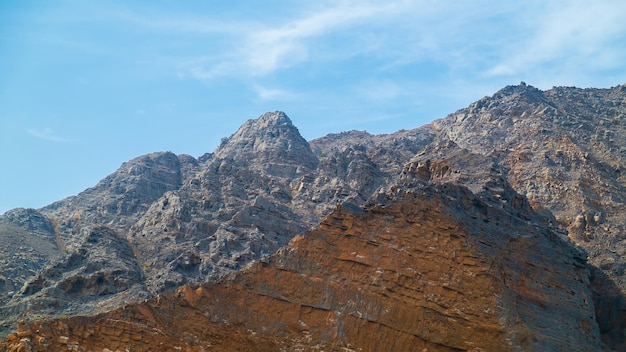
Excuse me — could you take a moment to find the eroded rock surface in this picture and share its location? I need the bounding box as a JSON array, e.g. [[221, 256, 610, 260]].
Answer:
[[1, 83, 626, 350], [0, 185, 601, 351], [1, 226, 149, 325], [0, 112, 435, 336], [0, 209, 61, 306], [432, 83, 626, 287]]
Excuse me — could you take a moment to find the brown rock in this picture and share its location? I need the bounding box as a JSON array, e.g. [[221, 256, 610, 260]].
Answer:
[[0, 185, 601, 351], [1, 83, 626, 350]]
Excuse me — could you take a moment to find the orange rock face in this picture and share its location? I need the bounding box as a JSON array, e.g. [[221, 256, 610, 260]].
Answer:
[[0, 185, 601, 351]]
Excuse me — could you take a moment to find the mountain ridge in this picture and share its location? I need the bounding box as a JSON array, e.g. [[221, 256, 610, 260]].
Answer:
[[1, 184, 604, 351], [1, 82, 626, 350]]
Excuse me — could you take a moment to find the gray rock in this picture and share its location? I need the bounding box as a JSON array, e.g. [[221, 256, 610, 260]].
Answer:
[[1, 84, 626, 348], [0, 225, 149, 328]]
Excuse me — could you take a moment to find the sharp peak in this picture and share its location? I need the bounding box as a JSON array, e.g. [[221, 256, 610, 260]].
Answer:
[[228, 111, 296, 138], [215, 111, 314, 163], [467, 82, 547, 109], [494, 81, 543, 96], [222, 111, 301, 141], [253, 111, 293, 125], [232, 111, 300, 137]]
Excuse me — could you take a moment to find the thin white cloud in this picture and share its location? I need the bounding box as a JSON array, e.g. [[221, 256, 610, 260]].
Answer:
[[253, 84, 297, 101], [120, 2, 463, 81], [483, 1, 626, 82], [175, 1, 409, 81], [177, 56, 238, 80], [27, 128, 69, 142], [243, 2, 397, 75], [120, 0, 626, 100]]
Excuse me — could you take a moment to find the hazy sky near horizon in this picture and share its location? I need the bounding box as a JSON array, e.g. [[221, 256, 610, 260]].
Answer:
[[1, 0, 626, 213]]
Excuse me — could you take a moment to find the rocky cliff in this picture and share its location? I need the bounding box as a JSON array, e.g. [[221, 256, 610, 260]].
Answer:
[[3, 226, 150, 321], [430, 83, 626, 346], [0, 209, 61, 305], [0, 111, 435, 336], [0, 184, 602, 351], [1, 83, 626, 350], [432, 83, 626, 275]]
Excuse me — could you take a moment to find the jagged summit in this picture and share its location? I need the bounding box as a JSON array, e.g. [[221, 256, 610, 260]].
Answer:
[[495, 81, 544, 96], [459, 81, 549, 118], [214, 111, 318, 173], [255, 110, 293, 126], [1, 83, 626, 350]]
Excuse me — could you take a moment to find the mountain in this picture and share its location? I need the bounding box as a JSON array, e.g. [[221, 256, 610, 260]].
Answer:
[[0, 111, 435, 336], [1, 83, 626, 350], [429, 84, 626, 345], [433, 83, 626, 264], [0, 209, 61, 304], [0, 184, 602, 351]]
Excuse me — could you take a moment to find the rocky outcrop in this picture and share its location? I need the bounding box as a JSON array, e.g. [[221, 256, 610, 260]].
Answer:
[[2, 110, 425, 332], [309, 127, 435, 176], [432, 83, 626, 276], [1, 83, 626, 350], [303, 127, 435, 218], [0, 209, 61, 305], [127, 112, 322, 293], [215, 111, 319, 174], [40, 152, 199, 250], [124, 112, 435, 295], [430, 83, 626, 347], [0, 184, 601, 351], [0, 226, 150, 332]]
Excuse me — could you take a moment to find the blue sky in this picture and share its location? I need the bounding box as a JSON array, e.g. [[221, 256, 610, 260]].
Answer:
[[1, 0, 626, 214]]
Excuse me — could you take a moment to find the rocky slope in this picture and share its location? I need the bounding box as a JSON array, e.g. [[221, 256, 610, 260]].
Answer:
[[1, 83, 626, 350], [0, 183, 602, 351], [3, 226, 150, 321], [41, 151, 201, 252], [0, 209, 61, 305], [430, 83, 626, 344], [433, 83, 626, 248], [0, 111, 436, 336]]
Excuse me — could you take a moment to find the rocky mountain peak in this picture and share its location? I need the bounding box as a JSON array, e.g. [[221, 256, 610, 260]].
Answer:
[[496, 81, 543, 96], [214, 111, 318, 173], [461, 81, 548, 118], [255, 110, 293, 126], [2, 83, 626, 350]]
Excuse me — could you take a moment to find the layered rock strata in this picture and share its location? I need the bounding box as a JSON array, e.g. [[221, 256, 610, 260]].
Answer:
[[1, 185, 601, 351], [432, 83, 626, 287], [1, 84, 625, 349]]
